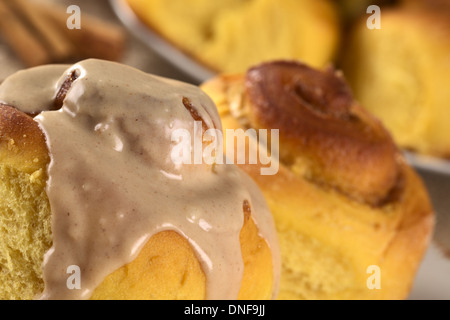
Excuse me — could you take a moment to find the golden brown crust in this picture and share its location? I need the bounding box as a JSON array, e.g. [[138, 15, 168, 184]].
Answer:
[[233, 61, 401, 206], [53, 70, 79, 110], [0, 104, 50, 174]]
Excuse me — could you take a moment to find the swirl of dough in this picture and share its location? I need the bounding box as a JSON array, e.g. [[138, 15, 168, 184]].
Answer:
[[243, 61, 401, 206]]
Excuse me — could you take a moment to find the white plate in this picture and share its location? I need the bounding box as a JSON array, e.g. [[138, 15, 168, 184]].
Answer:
[[404, 151, 450, 177], [110, 0, 215, 83]]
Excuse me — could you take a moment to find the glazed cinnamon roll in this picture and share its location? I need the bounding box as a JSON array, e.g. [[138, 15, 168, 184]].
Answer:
[[0, 59, 280, 300], [201, 60, 434, 299]]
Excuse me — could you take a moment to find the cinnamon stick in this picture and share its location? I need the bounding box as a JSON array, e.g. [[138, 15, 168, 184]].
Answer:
[[0, 0, 51, 66], [33, 1, 126, 62], [8, 0, 74, 62]]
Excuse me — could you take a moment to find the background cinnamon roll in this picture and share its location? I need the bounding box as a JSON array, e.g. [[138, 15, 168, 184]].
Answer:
[[201, 60, 434, 299], [125, 0, 341, 74], [341, 3, 450, 159]]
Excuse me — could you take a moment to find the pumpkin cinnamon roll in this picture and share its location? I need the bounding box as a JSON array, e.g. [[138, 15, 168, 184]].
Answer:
[[0, 59, 280, 300], [341, 4, 450, 158], [201, 60, 434, 299]]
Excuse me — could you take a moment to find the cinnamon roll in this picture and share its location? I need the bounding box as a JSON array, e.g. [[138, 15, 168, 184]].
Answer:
[[341, 4, 450, 158], [201, 60, 434, 299], [125, 0, 341, 74], [0, 59, 280, 300]]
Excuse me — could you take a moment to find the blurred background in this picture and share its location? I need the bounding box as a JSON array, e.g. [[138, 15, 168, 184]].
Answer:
[[0, 0, 198, 83], [0, 0, 448, 299]]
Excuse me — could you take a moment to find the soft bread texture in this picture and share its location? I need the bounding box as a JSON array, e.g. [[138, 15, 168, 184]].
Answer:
[[0, 104, 274, 300], [126, 0, 340, 73], [342, 5, 450, 158], [201, 61, 434, 299]]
